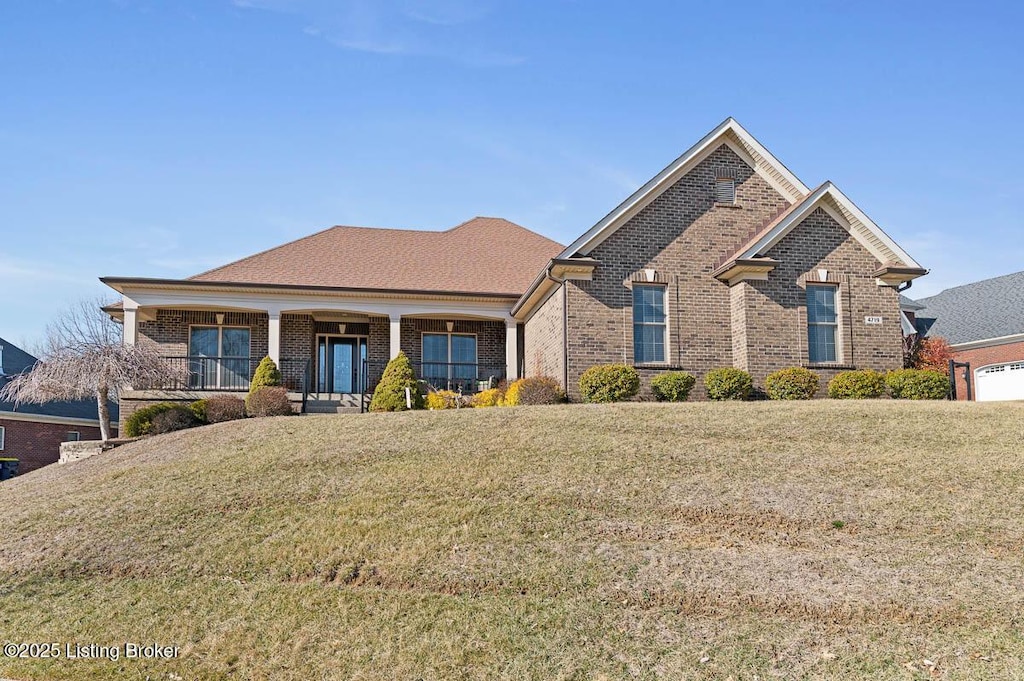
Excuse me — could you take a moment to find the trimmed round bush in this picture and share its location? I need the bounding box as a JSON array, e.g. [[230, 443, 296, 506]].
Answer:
[[765, 367, 820, 400], [703, 368, 753, 401], [827, 369, 886, 399], [471, 387, 503, 408], [650, 371, 696, 402], [205, 395, 247, 423], [886, 369, 948, 400], [149, 407, 200, 435], [245, 386, 294, 417], [369, 352, 424, 412], [124, 402, 190, 437], [579, 365, 640, 403]]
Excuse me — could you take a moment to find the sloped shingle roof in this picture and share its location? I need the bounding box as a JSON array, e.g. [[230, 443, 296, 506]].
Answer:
[[912, 270, 1024, 344], [0, 337, 117, 421], [190, 217, 564, 297]]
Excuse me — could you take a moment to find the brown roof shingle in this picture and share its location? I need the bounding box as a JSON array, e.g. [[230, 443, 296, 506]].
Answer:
[[189, 217, 564, 296]]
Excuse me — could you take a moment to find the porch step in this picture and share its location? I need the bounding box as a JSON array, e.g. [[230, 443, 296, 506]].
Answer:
[[305, 398, 365, 415]]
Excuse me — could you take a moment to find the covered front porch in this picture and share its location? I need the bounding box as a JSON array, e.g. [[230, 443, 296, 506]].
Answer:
[[119, 293, 521, 412]]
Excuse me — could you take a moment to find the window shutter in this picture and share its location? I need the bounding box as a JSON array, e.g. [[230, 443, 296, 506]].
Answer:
[[715, 178, 735, 204]]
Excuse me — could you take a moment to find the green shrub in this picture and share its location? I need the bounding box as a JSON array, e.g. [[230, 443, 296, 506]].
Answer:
[[124, 402, 195, 437], [765, 367, 820, 400], [205, 395, 247, 423], [149, 408, 200, 435], [827, 369, 886, 399], [369, 352, 424, 412], [886, 369, 948, 400], [650, 371, 696, 402], [703, 368, 753, 401], [189, 399, 208, 423], [579, 365, 640, 403], [245, 386, 294, 417], [503, 376, 566, 406], [249, 356, 283, 392]]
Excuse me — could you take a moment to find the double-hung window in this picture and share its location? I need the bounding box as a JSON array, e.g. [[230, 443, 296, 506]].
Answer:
[[633, 285, 667, 364], [422, 333, 477, 389], [806, 285, 838, 363], [189, 326, 251, 389], [0, 426, 5, 451]]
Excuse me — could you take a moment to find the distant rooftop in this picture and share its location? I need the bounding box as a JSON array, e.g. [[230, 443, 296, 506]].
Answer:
[[912, 270, 1024, 344]]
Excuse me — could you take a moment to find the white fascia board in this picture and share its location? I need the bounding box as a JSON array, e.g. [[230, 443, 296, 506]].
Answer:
[[121, 288, 516, 323], [951, 333, 1024, 351], [825, 183, 922, 269], [558, 118, 809, 258], [0, 411, 102, 428]]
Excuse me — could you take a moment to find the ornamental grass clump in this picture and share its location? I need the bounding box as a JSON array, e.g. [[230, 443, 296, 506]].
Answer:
[[765, 367, 820, 400], [579, 365, 640, 403]]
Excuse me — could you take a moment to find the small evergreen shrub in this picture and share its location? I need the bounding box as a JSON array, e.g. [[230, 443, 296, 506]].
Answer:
[[189, 399, 208, 423], [579, 365, 640, 403], [369, 352, 424, 412], [650, 371, 696, 402], [503, 376, 566, 406], [886, 369, 949, 400], [149, 407, 200, 435], [124, 402, 189, 437], [765, 367, 820, 400], [827, 369, 886, 399], [426, 390, 467, 410], [245, 386, 294, 417], [205, 395, 247, 423], [703, 368, 753, 401], [249, 356, 283, 391], [471, 387, 503, 408]]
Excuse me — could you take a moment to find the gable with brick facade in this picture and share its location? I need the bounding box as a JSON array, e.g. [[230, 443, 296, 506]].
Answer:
[[514, 118, 926, 399]]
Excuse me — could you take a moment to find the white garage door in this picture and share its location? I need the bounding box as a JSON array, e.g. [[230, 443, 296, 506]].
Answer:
[[975, 362, 1024, 402]]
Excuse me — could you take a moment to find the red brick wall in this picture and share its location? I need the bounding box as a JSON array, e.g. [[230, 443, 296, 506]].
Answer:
[[950, 340, 1024, 400], [0, 419, 106, 474]]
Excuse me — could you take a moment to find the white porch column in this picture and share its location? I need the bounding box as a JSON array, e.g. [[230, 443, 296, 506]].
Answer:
[[389, 314, 402, 359], [505, 320, 519, 381], [267, 313, 281, 366], [123, 307, 138, 347]]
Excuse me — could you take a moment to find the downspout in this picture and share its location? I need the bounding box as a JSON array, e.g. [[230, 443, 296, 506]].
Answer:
[[541, 262, 569, 393]]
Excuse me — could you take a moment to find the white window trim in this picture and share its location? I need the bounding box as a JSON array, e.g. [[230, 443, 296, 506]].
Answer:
[[315, 333, 370, 394], [0, 426, 5, 451], [632, 284, 670, 365], [187, 324, 253, 389], [806, 284, 841, 365]]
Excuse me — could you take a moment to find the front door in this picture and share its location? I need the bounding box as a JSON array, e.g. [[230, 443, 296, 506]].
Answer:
[[317, 337, 368, 394]]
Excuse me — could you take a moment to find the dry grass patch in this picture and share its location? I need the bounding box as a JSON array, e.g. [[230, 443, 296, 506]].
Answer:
[[1, 401, 1023, 679]]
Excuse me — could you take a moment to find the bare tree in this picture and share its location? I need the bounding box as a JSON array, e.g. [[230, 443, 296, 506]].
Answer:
[[0, 299, 181, 441]]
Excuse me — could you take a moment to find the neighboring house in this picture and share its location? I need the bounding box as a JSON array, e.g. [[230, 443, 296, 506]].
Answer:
[[102, 118, 925, 412], [912, 271, 1024, 401], [0, 338, 117, 474]]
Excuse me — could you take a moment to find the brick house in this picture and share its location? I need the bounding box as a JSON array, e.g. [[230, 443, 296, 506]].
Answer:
[[102, 118, 925, 412], [912, 271, 1024, 401], [0, 338, 117, 474]]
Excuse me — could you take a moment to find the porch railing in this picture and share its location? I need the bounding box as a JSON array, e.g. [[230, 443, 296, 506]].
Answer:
[[358, 359, 506, 409], [143, 356, 310, 394]]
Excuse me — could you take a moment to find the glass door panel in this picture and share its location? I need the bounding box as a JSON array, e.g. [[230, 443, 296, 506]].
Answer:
[[332, 340, 355, 393], [189, 327, 219, 388]]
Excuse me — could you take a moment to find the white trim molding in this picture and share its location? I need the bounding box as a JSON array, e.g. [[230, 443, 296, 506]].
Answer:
[[951, 332, 1024, 351], [0, 411, 104, 428]]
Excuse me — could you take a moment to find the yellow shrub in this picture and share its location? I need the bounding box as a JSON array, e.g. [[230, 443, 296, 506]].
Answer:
[[426, 390, 465, 410], [471, 388, 503, 408], [501, 380, 524, 406]]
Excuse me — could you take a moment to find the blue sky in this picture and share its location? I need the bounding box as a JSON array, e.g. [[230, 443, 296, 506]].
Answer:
[[2, 0, 1022, 348]]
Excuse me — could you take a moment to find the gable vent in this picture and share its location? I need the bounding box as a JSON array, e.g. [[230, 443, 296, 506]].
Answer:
[[715, 177, 736, 204]]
